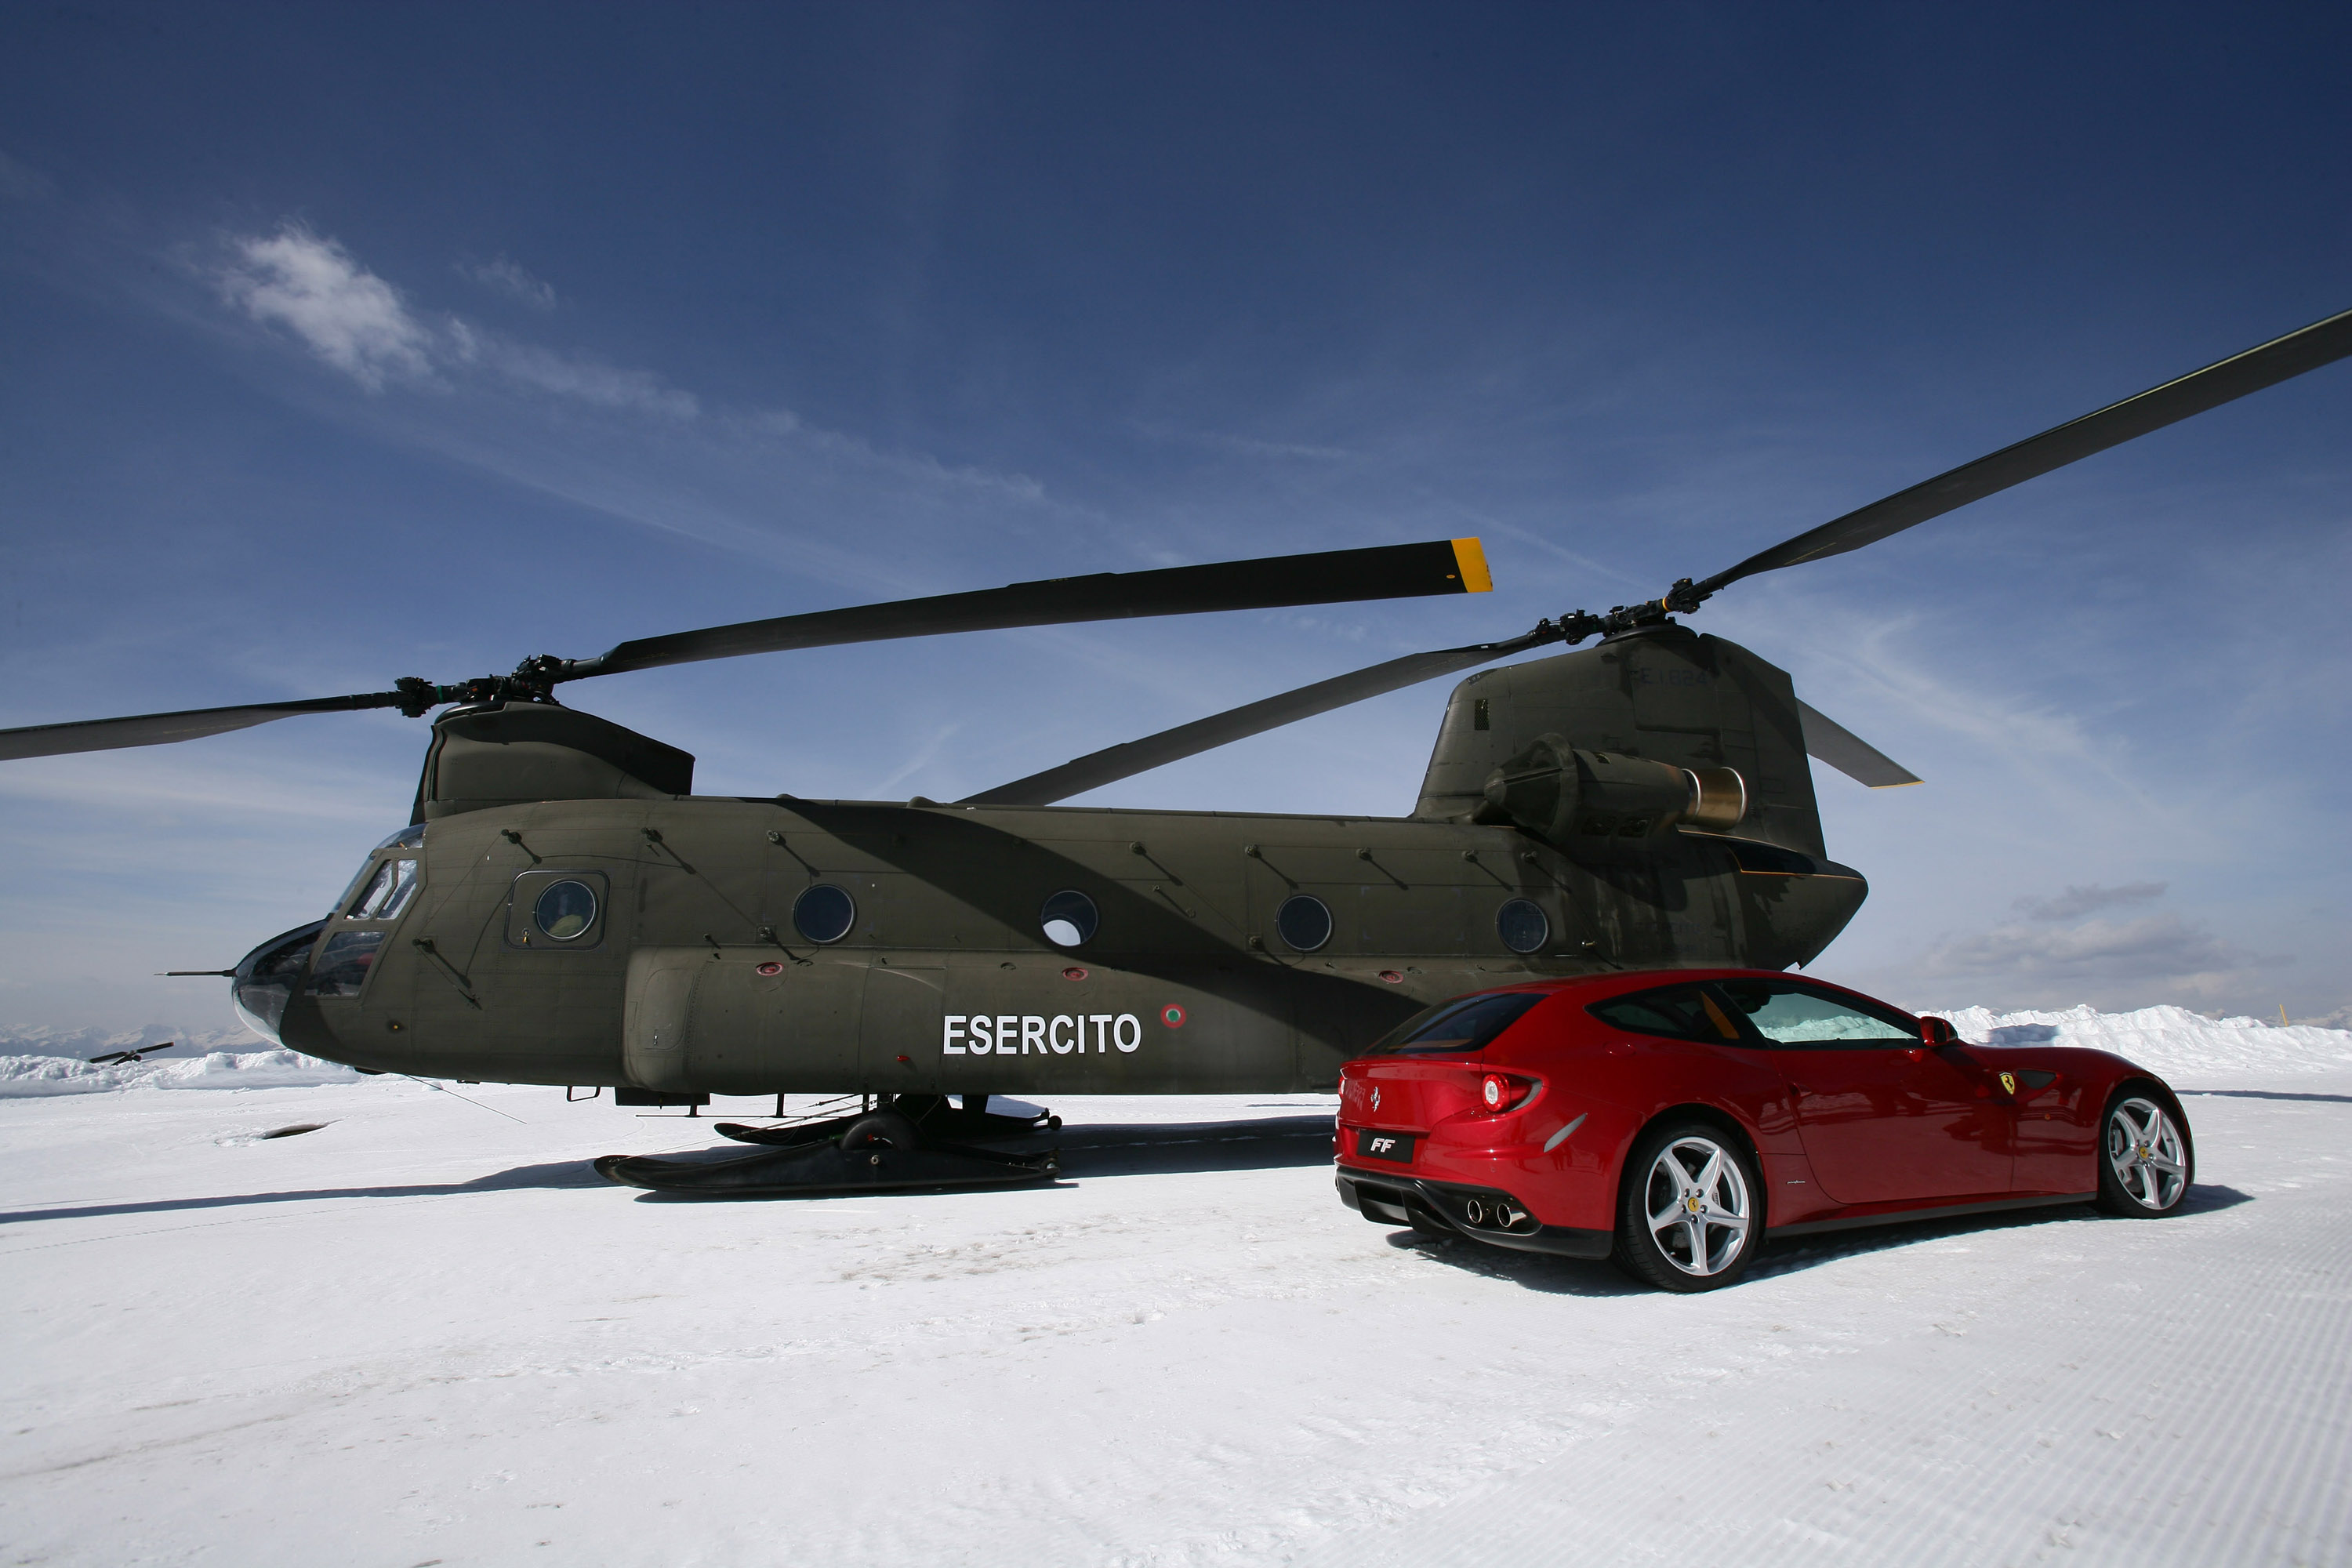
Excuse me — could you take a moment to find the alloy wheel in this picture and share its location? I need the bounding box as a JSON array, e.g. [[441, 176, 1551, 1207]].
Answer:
[[2105, 1097, 2189, 1211], [1643, 1134, 1752, 1276]]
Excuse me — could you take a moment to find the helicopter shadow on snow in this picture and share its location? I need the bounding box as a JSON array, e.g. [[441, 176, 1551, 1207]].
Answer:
[[1377, 1183, 2256, 1297], [0, 1159, 610, 1228], [616, 1113, 1343, 1200], [0, 1119, 1338, 1222]]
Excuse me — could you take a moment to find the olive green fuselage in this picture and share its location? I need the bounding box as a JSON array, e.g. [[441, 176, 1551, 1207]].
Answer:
[[274, 794, 1864, 1097]]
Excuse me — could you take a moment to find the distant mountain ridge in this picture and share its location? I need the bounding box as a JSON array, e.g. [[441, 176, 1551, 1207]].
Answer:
[[0, 1022, 266, 1059]]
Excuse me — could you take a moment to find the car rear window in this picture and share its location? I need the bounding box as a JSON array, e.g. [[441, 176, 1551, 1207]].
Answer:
[[1586, 982, 1747, 1044], [1365, 991, 1547, 1054]]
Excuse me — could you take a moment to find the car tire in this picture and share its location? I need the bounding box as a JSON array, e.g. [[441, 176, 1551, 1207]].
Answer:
[[2095, 1083, 2194, 1217], [1611, 1118, 1765, 1293]]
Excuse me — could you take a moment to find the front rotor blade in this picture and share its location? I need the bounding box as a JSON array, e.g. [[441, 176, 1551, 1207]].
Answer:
[[1795, 699, 1920, 789], [1693, 305, 2352, 597], [960, 622, 1561, 808], [566, 538, 1494, 681], [0, 693, 407, 762]]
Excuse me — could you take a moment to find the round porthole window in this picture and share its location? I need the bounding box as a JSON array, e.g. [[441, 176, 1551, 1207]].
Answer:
[[1275, 894, 1334, 953], [1497, 898, 1550, 954], [1040, 889, 1098, 947], [792, 884, 857, 944], [532, 879, 599, 942]]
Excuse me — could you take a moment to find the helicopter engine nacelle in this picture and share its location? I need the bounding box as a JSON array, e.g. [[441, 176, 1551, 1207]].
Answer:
[[1481, 732, 1747, 843], [412, 702, 695, 820]]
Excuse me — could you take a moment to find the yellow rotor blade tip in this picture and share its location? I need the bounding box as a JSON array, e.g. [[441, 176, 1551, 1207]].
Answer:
[[1450, 538, 1494, 593]]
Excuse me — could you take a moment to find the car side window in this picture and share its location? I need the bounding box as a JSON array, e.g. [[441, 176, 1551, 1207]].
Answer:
[[1715, 978, 1918, 1047], [1586, 982, 1746, 1044]]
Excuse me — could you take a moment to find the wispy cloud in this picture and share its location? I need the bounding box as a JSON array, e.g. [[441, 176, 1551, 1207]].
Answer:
[[0, 752, 396, 827], [1923, 911, 2238, 980], [1131, 419, 1356, 462], [217, 224, 434, 390], [216, 222, 695, 416], [737, 408, 1040, 500], [1912, 895, 2296, 1010], [457, 254, 557, 310], [448, 325, 698, 417], [872, 722, 964, 796], [2013, 880, 2167, 921]]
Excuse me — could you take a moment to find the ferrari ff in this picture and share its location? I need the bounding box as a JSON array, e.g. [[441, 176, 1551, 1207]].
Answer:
[[1333, 969, 2194, 1291]]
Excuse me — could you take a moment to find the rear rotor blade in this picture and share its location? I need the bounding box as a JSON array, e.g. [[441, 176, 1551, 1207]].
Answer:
[[1795, 699, 1920, 789], [0, 693, 407, 762], [564, 538, 1494, 681], [1692, 305, 2352, 597], [960, 622, 1562, 807]]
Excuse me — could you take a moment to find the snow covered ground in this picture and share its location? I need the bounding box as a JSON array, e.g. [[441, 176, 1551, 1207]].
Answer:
[[2, 1010, 2348, 1566]]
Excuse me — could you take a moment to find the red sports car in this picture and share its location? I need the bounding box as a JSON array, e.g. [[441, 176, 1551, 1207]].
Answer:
[[1334, 968, 2194, 1291]]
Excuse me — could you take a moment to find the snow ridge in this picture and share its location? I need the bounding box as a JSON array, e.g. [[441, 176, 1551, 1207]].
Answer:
[[1920, 1002, 2352, 1080], [0, 1022, 264, 1057], [0, 1049, 362, 1098]]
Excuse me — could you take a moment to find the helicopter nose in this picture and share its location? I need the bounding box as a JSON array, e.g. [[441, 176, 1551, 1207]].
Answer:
[[230, 920, 326, 1046]]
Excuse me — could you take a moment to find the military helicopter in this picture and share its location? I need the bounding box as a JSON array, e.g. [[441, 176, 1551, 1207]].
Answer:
[[6, 305, 2347, 1193]]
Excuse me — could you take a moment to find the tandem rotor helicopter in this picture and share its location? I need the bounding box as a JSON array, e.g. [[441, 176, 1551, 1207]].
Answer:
[[6, 306, 2348, 1194]]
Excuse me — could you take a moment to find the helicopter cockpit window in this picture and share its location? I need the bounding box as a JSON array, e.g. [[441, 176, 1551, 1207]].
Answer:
[[1495, 898, 1549, 954], [793, 884, 857, 945], [1040, 889, 1098, 947], [532, 879, 600, 942], [304, 929, 384, 997], [347, 858, 420, 921], [234, 920, 326, 1041], [329, 825, 426, 917], [1275, 895, 1334, 952]]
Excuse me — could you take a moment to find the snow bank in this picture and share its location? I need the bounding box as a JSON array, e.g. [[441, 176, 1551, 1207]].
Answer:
[[1921, 1002, 2352, 1079], [0, 1049, 363, 1098], [0, 1022, 264, 1058]]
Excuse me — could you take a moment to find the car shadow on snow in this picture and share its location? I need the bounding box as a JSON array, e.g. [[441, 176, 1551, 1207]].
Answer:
[[0, 1159, 609, 1226], [1374, 1184, 2256, 1294], [1378, 1230, 1650, 1296], [1051, 1116, 1339, 1178], [2180, 1090, 2352, 1105], [1750, 1185, 2256, 1281]]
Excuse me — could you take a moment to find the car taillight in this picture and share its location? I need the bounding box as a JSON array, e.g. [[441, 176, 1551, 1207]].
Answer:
[[1480, 1073, 1534, 1112]]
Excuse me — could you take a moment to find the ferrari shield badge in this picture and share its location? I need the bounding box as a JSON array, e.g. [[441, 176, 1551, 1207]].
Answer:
[[1999, 1070, 2018, 1096]]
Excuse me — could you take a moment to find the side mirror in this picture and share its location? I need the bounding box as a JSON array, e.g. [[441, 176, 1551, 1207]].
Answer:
[[1918, 1016, 1958, 1047]]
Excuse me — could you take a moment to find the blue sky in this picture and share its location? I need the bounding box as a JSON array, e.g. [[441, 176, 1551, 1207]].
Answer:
[[2, 2, 2347, 1035]]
